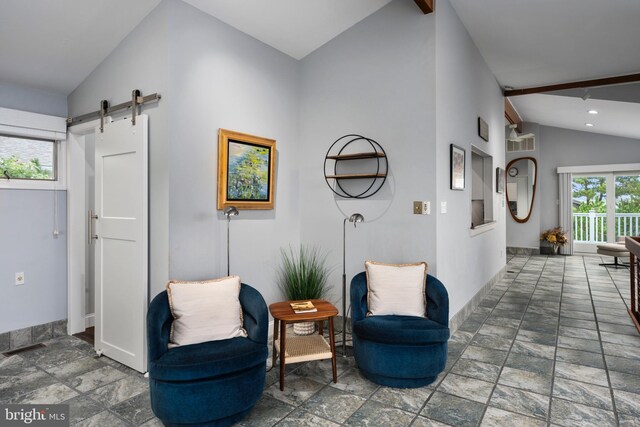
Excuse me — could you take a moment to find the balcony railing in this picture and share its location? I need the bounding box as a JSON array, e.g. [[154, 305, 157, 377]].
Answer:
[[573, 211, 640, 243]]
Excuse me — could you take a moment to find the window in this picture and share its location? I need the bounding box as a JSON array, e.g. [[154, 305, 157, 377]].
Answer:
[[471, 145, 495, 233], [0, 134, 57, 181]]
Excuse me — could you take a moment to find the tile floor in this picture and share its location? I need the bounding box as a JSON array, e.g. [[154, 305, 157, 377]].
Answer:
[[1, 255, 639, 426]]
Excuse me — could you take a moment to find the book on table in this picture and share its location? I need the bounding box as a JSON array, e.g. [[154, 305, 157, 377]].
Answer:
[[290, 301, 317, 313]]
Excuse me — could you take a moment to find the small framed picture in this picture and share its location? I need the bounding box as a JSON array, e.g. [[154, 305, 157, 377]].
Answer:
[[496, 167, 505, 194], [478, 117, 489, 142], [450, 144, 465, 191], [217, 129, 276, 210]]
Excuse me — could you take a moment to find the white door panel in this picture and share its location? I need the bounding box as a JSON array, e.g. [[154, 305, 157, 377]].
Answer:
[[95, 115, 148, 373]]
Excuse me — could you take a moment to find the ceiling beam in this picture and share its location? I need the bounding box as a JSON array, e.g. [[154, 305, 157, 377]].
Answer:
[[504, 98, 522, 133], [504, 73, 640, 97], [414, 0, 435, 14]]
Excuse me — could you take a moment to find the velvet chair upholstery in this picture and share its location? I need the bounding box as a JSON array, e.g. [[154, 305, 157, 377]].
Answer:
[[350, 272, 450, 388], [147, 284, 268, 427]]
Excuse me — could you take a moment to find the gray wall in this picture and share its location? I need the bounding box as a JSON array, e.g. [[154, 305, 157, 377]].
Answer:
[[434, 0, 506, 316], [0, 84, 68, 333], [68, 0, 170, 297], [506, 122, 541, 249], [538, 125, 640, 234], [298, 0, 438, 308], [0, 190, 67, 333], [165, 0, 301, 304], [0, 83, 67, 117]]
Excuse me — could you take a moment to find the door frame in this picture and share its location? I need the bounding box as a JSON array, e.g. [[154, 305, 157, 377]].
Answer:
[[67, 117, 110, 335]]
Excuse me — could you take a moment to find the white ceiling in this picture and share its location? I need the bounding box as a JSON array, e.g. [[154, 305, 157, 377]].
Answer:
[[449, 0, 640, 140], [2, 0, 639, 140], [0, 0, 161, 95], [182, 0, 392, 60]]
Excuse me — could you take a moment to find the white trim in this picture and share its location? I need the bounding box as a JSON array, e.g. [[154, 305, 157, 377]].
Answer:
[[557, 163, 640, 174], [85, 313, 95, 328], [0, 107, 68, 190], [470, 221, 496, 237]]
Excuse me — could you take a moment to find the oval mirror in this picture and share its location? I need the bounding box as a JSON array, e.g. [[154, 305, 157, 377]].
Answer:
[[506, 157, 537, 223]]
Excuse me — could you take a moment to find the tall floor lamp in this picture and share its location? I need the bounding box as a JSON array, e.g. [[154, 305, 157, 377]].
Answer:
[[223, 206, 239, 276], [342, 213, 364, 357]]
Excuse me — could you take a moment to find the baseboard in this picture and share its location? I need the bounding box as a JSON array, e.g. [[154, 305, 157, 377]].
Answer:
[[0, 319, 67, 354], [507, 246, 540, 255], [449, 266, 507, 333], [85, 314, 95, 328]]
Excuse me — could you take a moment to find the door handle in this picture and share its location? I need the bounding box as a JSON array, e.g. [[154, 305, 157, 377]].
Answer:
[[88, 210, 98, 244]]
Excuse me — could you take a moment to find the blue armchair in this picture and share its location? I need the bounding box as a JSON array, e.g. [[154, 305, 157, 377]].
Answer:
[[147, 283, 268, 427], [350, 272, 450, 388]]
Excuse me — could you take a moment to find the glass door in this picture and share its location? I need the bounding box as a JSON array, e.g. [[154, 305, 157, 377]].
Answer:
[[572, 175, 608, 253], [615, 174, 640, 240]]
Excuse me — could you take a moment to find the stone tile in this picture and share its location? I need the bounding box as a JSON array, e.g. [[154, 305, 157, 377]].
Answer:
[[511, 340, 555, 360], [556, 336, 602, 354], [52, 320, 67, 337], [602, 342, 640, 361], [0, 370, 57, 402], [558, 317, 597, 330], [13, 382, 78, 404], [481, 406, 546, 427], [560, 310, 596, 321], [412, 416, 455, 427], [597, 321, 639, 336], [489, 384, 549, 420], [89, 375, 148, 407], [437, 373, 494, 404], [450, 359, 501, 383], [73, 410, 129, 427], [558, 326, 599, 340], [32, 323, 53, 343], [552, 378, 613, 410], [597, 314, 634, 325], [605, 354, 640, 376], [460, 346, 508, 366], [21, 346, 89, 370], [470, 334, 512, 352], [504, 353, 554, 376], [301, 386, 366, 423], [110, 391, 154, 425], [421, 391, 485, 427], [619, 413, 640, 427], [516, 329, 557, 346], [554, 361, 608, 387], [613, 389, 640, 417], [556, 348, 605, 369], [139, 418, 164, 427], [0, 332, 9, 352], [449, 330, 474, 345], [237, 395, 294, 427], [345, 400, 415, 427], [265, 374, 326, 406], [550, 398, 616, 427], [609, 370, 640, 394], [520, 320, 557, 335], [498, 367, 551, 395], [477, 324, 518, 340], [67, 365, 128, 392], [63, 394, 105, 425], [277, 408, 340, 427], [294, 358, 354, 384], [10, 327, 32, 350], [45, 356, 105, 380], [330, 368, 379, 398], [483, 316, 521, 329], [0, 355, 38, 381], [599, 331, 640, 346], [371, 385, 433, 413]]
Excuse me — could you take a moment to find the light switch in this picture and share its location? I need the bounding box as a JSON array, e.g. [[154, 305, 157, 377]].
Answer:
[[413, 201, 430, 215], [441, 201, 447, 214]]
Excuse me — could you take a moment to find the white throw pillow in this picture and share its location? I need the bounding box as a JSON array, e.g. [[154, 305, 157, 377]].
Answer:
[[365, 261, 427, 317], [166, 276, 247, 348]]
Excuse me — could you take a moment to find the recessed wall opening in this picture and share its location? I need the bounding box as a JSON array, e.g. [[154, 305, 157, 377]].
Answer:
[[471, 145, 494, 230]]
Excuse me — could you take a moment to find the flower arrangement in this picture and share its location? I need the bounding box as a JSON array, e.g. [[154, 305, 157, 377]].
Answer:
[[540, 227, 568, 253]]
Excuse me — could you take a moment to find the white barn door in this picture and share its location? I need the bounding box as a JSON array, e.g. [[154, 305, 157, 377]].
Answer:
[[94, 115, 148, 373]]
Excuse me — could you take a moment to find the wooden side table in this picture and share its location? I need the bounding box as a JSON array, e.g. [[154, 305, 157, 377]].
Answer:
[[269, 299, 338, 391]]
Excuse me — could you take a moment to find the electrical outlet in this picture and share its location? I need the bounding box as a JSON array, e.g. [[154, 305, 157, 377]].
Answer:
[[413, 201, 431, 215], [15, 272, 25, 286]]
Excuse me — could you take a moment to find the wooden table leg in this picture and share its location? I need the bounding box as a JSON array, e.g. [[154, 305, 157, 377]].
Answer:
[[272, 319, 279, 370], [328, 317, 337, 383], [279, 320, 287, 391], [318, 319, 324, 336]]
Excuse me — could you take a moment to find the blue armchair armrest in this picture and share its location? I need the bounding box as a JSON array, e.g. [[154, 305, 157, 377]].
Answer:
[[147, 291, 172, 364], [239, 283, 268, 346], [350, 272, 369, 323]]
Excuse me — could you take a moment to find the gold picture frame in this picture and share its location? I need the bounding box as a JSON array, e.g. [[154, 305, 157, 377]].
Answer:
[[217, 129, 276, 210]]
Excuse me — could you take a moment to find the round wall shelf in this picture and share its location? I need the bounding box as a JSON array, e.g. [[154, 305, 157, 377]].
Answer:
[[324, 134, 388, 199]]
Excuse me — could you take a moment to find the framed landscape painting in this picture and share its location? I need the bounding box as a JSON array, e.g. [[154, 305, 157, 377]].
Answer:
[[217, 129, 276, 210], [450, 144, 465, 190]]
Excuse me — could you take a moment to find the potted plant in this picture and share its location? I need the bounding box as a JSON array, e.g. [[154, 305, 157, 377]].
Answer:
[[277, 245, 331, 335], [540, 227, 568, 254]]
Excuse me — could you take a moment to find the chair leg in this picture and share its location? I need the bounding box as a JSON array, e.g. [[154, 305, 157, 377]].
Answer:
[[599, 256, 630, 269]]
